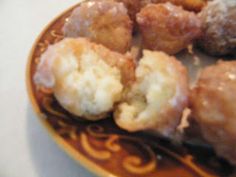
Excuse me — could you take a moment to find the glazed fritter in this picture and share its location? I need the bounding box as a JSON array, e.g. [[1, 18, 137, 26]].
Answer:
[[115, 50, 189, 137], [190, 61, 236, 165], [34, 38, 135, 120], [141, 0, 206, 12], [136, 3, 201, 55], [63, 0, 133, 53], [198, 0, 236, 56]]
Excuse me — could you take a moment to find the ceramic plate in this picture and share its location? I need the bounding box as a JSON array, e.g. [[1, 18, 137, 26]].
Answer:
[[26, 2, 235, 177]]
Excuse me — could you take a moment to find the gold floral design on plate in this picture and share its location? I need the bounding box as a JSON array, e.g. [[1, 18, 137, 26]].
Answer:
[[26, 2, 236, 177]]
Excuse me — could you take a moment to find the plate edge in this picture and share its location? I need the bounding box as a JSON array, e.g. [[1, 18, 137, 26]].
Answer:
[[25, 2, 118, 177]]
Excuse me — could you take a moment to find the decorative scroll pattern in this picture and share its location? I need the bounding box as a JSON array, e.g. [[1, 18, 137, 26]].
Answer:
[[151, 142, 216, 177], [38, 86, 224, 176], [80, 132, 112, 160], [50, 30, 64, 43], [42, 97, 68, 119], [84, 125, 157, 174], [39, 93, 221, 176], [57, 120, 78, 141]]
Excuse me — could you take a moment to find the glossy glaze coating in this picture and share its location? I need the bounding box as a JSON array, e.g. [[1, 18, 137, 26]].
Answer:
[[63, 0, 132, 53], [191, 61, 236, 165], [137, 3, 201, 55], [198, 0, 236, 56]]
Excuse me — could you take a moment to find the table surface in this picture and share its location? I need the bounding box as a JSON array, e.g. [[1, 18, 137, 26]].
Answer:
[[0, 1, 95, 177]]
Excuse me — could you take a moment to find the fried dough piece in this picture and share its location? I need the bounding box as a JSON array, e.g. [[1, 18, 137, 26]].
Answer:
[[63, 0, 133, 53], [34, 38, 135, 120], [136, 3, 201, 55], [198, 0, 236, 56], [141, 0, 206, 12], [115, 50, 189, 137], [115, 0, 141, 22], [190, 61, 236, 165]]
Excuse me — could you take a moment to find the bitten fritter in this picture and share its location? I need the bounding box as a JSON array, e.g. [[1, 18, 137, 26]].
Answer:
[[34, 38, 135, 120], [63, 0, 133, 53], [114, 50, 189, 137], [190, 61, 236, 165], [198, 0, 236, 56], [136, 3, 201, 55]]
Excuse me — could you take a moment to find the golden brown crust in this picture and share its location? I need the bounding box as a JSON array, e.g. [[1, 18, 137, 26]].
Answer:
[[59, 38, 136, 88], [136, 3, 201, 55], [89, 40, 136, 86], [190, 61, 236, 165], [115, 0, 141, 22], [34, 38, 136, 120], [63, 0, 133, 53], [198, 0, 236, 56], [114, 50, 189, 137], [140, 0, 206, 12]]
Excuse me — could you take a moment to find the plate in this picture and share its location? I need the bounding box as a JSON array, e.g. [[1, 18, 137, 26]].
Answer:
[[26, 2, 235, 177]]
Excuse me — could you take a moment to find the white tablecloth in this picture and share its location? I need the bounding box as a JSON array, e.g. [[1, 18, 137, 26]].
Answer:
[[0, 1, 94, 176]]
